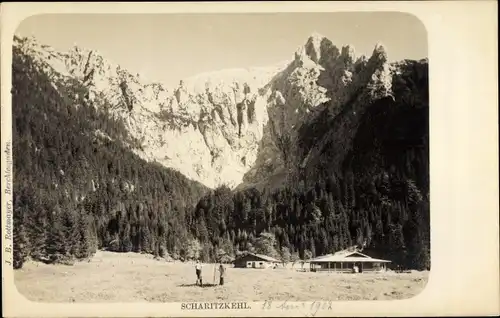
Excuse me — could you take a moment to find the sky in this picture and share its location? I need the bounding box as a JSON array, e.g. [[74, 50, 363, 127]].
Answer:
[[15, 12, 427, 87]]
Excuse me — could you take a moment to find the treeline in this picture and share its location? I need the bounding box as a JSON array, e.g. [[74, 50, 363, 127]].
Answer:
[[12, 42, 429, 271], [189, 171, 429, 270]]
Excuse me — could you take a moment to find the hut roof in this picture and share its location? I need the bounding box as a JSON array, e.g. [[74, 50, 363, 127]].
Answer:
[[252, 253, 280, 262], [310, 250, 391, 263], [238, 252, 280, 263]]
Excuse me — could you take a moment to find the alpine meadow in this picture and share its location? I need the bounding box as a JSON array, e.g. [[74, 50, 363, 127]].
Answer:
[[11, 14, 430, 302]]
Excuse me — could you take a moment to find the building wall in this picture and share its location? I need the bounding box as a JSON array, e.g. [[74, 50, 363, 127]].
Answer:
[[311, 262, 386, 272], [234, 255, 277, 268]]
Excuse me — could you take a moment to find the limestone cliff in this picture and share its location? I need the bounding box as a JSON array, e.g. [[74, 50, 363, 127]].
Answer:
[[13, 34, 427, 190]]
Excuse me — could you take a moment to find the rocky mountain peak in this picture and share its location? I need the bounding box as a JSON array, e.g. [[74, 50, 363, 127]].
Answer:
[[304, 32, 327, 63], [372, 42, 388, 61]]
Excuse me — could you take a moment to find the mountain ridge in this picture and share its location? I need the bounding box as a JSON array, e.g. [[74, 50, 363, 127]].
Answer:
[[12, 34, 421, 191]]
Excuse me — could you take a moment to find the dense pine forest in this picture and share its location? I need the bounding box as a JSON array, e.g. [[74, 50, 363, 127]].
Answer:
[[12, 45, 430, 271]]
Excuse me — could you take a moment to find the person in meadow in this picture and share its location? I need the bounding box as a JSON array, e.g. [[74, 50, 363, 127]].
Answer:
[[351, 264, 357, 273], [218, 263, 225, 286], [195, 260, 203, 286]]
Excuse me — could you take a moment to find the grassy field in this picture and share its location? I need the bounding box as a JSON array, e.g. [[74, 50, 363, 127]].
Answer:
[[14, 251, 429, 303]]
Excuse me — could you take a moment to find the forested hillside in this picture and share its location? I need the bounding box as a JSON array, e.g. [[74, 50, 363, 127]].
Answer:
[[12, 39, 429, 271], [12, 45, 209, 269]]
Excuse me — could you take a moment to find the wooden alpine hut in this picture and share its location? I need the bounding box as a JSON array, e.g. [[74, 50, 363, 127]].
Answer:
[[309, 249, 391, 273]]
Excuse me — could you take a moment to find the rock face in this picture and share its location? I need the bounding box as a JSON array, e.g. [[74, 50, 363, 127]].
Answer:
[[13, 34, 426, 190]]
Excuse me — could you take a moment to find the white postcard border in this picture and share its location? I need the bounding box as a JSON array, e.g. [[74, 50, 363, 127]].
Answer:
[[1, 1, 498, 317]]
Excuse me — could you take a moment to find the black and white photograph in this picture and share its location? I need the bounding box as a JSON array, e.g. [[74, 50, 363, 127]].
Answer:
[[1, 2, 498, 317]]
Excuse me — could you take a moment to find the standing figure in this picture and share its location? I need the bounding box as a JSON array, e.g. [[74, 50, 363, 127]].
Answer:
[[195, 260, 203, 286], [218, 264, 225, 286]]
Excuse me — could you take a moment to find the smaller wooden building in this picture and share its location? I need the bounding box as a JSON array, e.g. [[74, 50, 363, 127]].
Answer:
[[309, 250, 390, 273], [233, 253, 281, 269]]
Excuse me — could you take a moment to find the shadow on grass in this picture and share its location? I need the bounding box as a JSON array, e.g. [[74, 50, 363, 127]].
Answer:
[[177, 283, 219, 288]]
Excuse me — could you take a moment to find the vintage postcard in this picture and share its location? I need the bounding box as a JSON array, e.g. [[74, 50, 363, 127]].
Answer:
[[1, 1, 498, 317]]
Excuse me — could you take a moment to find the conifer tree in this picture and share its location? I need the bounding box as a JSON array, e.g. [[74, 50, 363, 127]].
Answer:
[[279, 246, 291, 266], [76, 214, 91, 259], [63, 209, 80, 258], [13, 208, 29, 269], [46, 210, 68, 263], [121, 223, 133, 252]]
